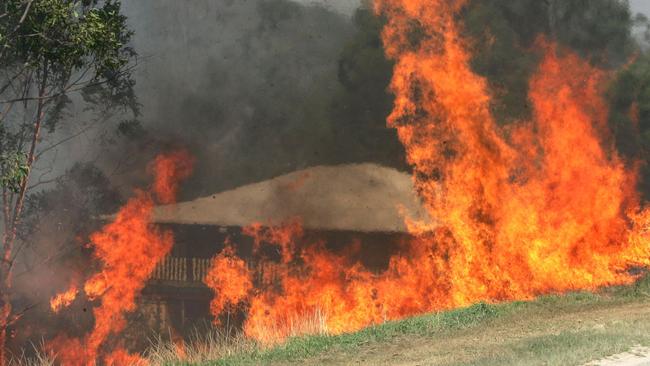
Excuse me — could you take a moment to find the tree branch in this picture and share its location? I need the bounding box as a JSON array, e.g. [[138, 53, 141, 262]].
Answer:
[[7, 302, 39, 327], [35, 119, 102, 162], [0, 66, 28, 98], [5, 65, 48, 260], [0, 64, 138, 105]]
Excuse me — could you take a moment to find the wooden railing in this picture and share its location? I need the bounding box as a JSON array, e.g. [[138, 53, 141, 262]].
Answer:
[[150, 256, 282, 286], [151, 256, 189, 282], [191, 258, 212, 283]]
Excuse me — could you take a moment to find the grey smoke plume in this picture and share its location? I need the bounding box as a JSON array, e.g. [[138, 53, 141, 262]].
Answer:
[[33, 0, 374, 201], [89, 0, 370, 200]]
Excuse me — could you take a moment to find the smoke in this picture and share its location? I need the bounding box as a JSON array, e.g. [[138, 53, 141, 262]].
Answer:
[[631, 0, 650, 18], [29, 0, 370, 201], [293, 0, 361, 16], [93, 0, 361, 199], [26, 0, 650, 211], [9, 163, 122, 350], [11, 0, 650, 357]]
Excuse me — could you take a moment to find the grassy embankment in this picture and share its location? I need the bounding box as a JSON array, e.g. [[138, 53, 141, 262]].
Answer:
[[17, 276, 650, 365], [150, 274, 650, 365]]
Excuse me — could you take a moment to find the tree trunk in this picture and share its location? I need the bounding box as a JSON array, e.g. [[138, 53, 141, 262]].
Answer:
[[0, 265, 10, 366], [0, 70, 47, 366], [0, 188, 9, 365]]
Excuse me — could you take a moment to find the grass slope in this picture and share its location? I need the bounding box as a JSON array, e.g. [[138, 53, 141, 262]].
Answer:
[[175, 276, 650, 365]]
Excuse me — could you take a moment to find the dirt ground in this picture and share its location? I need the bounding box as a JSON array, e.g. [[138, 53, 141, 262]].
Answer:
[[587, 346, 650, 366], [279, 302, 650, 366]]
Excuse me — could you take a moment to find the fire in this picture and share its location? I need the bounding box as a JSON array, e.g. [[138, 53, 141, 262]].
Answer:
[[103, 349, 148, 366], [204, 243, 253, 325], [204, 0, 650, 344], [150, 149, 194, 204], [375, 0, 650, 301], [48, 150, 193, 365], [50, 285, 78, 313]]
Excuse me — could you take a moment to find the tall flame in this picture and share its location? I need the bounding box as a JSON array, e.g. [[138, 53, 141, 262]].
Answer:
[[48, 150, 193, 365], [375, 0, 650, 300], [150, 149, 194, 205], [204, 244, 253, 325], [50, 285, 78, 314], [205, 0, 650, 344]]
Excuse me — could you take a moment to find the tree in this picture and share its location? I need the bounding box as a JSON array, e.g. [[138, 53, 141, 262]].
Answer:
[[335, 0, 646, 188], [462, 0, 634, 124], [0, 1, 137, 363], [608, 54, 650, 199], [331, 7, 407, 170]]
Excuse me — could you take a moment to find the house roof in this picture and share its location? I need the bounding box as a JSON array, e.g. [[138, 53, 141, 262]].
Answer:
[[150, 163, 432, 232]]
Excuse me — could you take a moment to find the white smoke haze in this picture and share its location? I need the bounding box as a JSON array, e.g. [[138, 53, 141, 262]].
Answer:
[[292, 0, 361, 16], [631, 0, 650, 17]]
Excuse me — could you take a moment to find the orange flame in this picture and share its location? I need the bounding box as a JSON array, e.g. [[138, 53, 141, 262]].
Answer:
[[50, 285, 78, 313], [103, 348, 148, 366], [150, 149, 194, 204], [376, 0, 650, 301], [48, 150, 193, 365], [205, 0, 650, 344], [204, 244, 253, 325]]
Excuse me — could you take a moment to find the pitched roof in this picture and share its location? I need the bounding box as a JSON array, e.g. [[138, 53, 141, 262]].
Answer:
[[150, 163, 431, 232]]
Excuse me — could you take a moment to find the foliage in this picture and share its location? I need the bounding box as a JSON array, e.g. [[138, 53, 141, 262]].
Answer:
[[550, 0, 635, 65], [335, 0, 650, 187], [330, 8, 407, 170], [0, 0, 138, 194], [608, 54, 650, 198], [0, 2, 137, 362], [0, 152, 27, 194], [461, 0, 635, 123], [0, 0, 135, 81], [462, 0, 547, 123]]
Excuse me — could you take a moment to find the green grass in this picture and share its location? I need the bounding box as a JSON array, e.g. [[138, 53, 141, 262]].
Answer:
[[163, 275, 650, 365], [456, 330, 649, 366], [208, 302, 505, 365], [458, 324, 650, 366]]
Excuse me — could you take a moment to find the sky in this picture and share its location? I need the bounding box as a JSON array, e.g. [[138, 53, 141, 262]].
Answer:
[[631, 0, 650, 17]]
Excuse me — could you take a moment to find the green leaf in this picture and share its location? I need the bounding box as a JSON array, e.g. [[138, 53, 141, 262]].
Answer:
[[0, 152, 29, 193]]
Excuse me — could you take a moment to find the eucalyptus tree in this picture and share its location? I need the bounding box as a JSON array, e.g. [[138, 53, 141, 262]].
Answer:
[[0, 1, 137, 362]]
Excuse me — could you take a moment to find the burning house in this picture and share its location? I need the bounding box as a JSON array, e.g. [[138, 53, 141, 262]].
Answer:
[[136, 163, 429, 335], [6, 0, 650, 364]]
